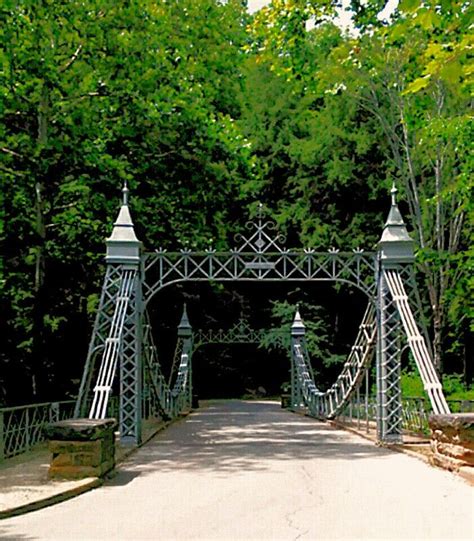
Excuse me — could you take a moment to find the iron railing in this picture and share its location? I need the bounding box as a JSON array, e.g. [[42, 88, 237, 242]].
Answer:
[[337, 396, 474, 436], [0, 400, 76, 461]]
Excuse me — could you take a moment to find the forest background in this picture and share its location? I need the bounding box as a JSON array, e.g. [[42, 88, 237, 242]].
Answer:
[[0, 0, 472, 406]]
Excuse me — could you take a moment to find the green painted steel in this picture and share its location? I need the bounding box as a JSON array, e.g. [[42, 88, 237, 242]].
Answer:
[[0, 400, 76, 461], [75, 183, 449, 446]]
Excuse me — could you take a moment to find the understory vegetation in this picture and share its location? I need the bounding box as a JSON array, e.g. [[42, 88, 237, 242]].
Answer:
[[0, 0, 472, 404]]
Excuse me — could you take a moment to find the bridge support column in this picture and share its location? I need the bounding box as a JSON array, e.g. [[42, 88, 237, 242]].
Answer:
[[376, 186, 415, 444], [377, 267, 403, 443], [177, 305, 194, 411], [290, 308, 305, 410], [75, 183, 144, 446], [118, 266, 143, 445], [106, 184, 143, 446]]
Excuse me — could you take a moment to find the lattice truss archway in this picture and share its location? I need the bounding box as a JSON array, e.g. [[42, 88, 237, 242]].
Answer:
[[75, 185, 449, 445]]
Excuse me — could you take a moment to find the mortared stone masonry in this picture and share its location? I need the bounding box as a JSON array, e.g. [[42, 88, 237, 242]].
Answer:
[[45, 418, 116, 480], [429, 413, 474, 474]]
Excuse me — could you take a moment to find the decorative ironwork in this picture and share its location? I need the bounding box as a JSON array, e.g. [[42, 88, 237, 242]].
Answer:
[[377, 269, 403, 442], [193, 318, 287, 350], [234, 203, 287, 254], [143, 206, 377, 303], [144, 250, 377, 304], [0, 401, 75, 460], [75, 185, 450, 447], [290, 303, 376, 419]]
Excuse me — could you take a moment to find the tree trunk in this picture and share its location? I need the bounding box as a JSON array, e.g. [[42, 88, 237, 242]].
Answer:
[[31, 84, 49, 399]]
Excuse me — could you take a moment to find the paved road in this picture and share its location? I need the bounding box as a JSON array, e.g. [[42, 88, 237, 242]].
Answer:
[[1, 400, 472, 540]]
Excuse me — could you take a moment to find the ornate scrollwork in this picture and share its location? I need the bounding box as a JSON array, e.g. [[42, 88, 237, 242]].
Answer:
[[233, 203, 287, 254]]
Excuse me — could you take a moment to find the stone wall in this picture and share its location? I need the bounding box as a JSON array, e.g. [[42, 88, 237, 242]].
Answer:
[[45, 419, 117, 480], [429, 414, 474, 473]]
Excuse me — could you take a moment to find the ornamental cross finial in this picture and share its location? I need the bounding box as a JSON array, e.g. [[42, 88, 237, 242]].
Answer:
[[233, 202, 286, 253], [391, 183, 397, 206], [122, 181, 129, 206]]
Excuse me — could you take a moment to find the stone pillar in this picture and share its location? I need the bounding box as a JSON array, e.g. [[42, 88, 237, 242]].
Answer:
[[429, 414, 474, 473], [45, 419, 117, 480]]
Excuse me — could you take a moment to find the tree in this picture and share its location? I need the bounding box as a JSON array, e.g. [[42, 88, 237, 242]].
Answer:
[[324, 0, 473, 372], [0, 0, 253, 403]]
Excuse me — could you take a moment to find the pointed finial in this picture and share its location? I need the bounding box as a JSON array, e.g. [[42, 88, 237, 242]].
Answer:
[[378, 182, 414, 262], [178, 303, 192, 337], [106, 180, 140, 263], [257, 202, 264, 220], [391, 182, 397, 206], [122, 181, 129, 206], [291, 305, 305, 336]]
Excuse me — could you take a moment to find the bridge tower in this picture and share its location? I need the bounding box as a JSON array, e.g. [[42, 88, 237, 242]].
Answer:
[[376, 185, 414, 443], [75, 183, 144, 445]]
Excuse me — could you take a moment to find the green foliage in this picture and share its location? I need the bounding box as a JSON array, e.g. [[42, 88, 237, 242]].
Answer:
[[1, 0, 471, 404], [261, 297, 346, 380], [442, 374, 474, 402], [401, 370, 426, 398], [401, 370, 474, 403], [0, 0, 253, 402]]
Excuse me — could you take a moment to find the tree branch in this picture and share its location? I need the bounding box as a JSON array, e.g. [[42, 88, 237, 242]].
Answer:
[[1, 147, 23, 158], [59, 44, 83, 73]]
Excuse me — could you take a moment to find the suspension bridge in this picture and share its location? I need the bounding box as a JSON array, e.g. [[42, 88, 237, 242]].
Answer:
[[73, 183, 449, 446], [1, 186, 472, 540]]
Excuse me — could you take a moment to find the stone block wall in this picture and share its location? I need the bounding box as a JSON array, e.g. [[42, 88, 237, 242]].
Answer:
[[45, 418, 117, 480], [429, 413, 474, 472]]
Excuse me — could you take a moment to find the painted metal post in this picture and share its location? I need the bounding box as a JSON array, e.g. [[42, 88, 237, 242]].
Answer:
[[365, 368, 369, 433], [0, 411, 4, 462], [106, 182, 143, 445], [25, 408, 30, 452], [177, 305, 193, 410], [291, 307, 305, 410], [50, 401, 59, 423], [376, 186, 415, 443]]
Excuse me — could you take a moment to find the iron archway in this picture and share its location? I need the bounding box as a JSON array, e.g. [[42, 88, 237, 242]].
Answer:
[[75, 186, 449, 446]]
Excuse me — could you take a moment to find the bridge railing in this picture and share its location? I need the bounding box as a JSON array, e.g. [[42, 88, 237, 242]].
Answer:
[[337, 396, 474, 436], [0, 400, 76, 461]]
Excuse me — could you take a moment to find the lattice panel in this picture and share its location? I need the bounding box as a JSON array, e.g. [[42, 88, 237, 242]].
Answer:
[[76, 265, 132, 417], [144, 250, 377, 303], [119, 274, 141, 441], [1, 401, 75, 459], [291, 303, 376, 420], [378, 272, 403, 442]]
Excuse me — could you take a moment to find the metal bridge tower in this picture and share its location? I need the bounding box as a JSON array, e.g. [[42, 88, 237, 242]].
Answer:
[[76, 182, 448, 447], [75, 183, 144, 445], [376, 186, 413, 443]]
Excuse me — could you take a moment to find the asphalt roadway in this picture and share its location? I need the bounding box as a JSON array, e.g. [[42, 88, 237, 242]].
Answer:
[[0, 400, 472, 541]]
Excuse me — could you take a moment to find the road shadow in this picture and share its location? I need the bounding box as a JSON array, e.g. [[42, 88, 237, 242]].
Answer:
[[0, 526, 37, 540], [0, 447, 50, 493], [110, 400, 394, 481]]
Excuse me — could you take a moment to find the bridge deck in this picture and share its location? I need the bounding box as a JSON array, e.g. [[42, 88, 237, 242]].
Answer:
[[1, 400, 472, 540]]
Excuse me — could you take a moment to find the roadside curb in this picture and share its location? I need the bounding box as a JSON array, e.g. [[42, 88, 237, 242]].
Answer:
[[0, 410, 193, 520], [0, 477, 103, 520], [330, 419, 474, 487], [327, 419, 377, 445]]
